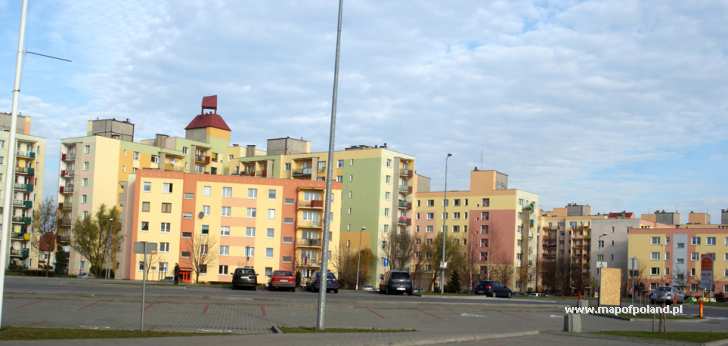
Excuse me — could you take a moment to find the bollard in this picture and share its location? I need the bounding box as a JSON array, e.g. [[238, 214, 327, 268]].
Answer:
[[563, 314, 582, 333], [699, 299, 704, 319]]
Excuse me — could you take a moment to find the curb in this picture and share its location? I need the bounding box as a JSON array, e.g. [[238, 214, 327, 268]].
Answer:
[[270, 325, 283, 334], [389, 330, 539, 346], [705, 338, 728, 346], [542, 331, 698, 346]]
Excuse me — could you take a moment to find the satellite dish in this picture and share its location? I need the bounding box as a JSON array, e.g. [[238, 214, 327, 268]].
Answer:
[[198, 211, 205, 219]]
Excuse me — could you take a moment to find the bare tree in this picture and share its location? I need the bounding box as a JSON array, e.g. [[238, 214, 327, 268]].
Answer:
[[187, 234, 217, 283], [31, 198, 58, 275], [385, 229, 415, 271], [490, 263, 515, 287]]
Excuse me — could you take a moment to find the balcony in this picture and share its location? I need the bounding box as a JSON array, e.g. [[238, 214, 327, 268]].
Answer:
[[398, 200, 412, 209], [12, 216, 31, 225], [13, 183, 33, 192], [60, 185, 74, 194], [298, 238, 322, 247], [62, 153, 76, 162], [399, 169, 413, 177], [296, 255, 320, 267], [194, 155, 210, 165], [298, 199, 324, 209], [398, 185, 412, 194], [15, 167, 34, 176], [60, 202, 73, 211], [293, 167, 313, 178], [16, 151, 36, 159], [398, 216, 412, 226], [298, 220, 322, 228], [60, 218, 72, 228], [9, 248, 28, 258], [12, 200, 32, 209], [163, 163, 183, 172], [57, 234, 71, 243], [61, 169, 74, 178]]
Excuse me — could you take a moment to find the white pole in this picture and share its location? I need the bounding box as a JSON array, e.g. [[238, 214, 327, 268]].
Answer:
[[140, 243, 147, 332], [355, 226, 364, 290], [0, 0, 29, 329], [440, 154, 452, 294], [316, 0, 343, 330]]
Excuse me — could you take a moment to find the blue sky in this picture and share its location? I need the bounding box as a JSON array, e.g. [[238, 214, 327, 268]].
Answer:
[[1, 0, 727, 222]]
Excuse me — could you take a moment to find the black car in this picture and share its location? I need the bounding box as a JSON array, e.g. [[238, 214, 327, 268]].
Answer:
[[379, 270, 413, 295], [474, 280, 512, 298], [306, 272, 340, 293], [232, 267, 258, 290]]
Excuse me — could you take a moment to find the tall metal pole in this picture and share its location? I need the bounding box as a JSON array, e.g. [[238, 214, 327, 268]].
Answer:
[[355, 226, 365, 290], [316, 0, 343, 330], [140, 243, 147, 332], [440, 153, 452, 294], [0, 0, 29, 328]]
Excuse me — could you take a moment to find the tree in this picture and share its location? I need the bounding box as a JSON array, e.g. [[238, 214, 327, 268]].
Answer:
[[491, 263, 515, 287], [385, 229, 415, 271], [333, 244, 374, 289], [426, 232, 465, 292], [445, 269, 461, 293], [31, 198, 58, 275], [187, 234, 217, 283], [70, 204, 122, 277]]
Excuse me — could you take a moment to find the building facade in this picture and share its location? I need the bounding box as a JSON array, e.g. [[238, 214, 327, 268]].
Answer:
[[413, 169, 539, 291], [238, 138, 417, 285], [0, 113, 45, 270], [58, 96, 241, 275], [627, 226, 728, 294], [723, 209, 728, 225], [120, 169, 342, 283]]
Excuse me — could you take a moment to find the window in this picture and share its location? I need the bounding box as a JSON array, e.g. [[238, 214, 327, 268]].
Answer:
[[384, 192, 390, 200], [201, 224, 209, 234], [83, 161, 90, 170], [246, 208, 257, 218], [386, 158, 392, 167], [692, 236, 701, 245], [143, 182, 151, 192], [132, 151, 139, 160], [427, 199, 435, 207], [268, 189, 277, 199], [266, 228, 275, 238], [266, 248, 274, 257], [691, 268, 696, 276], [426, 225, 433, 233], [692, 252, 700, 261], [453, 212, 461, 219], [267, 209, 276, 219], [598, 240, 605, 248], [480, 225, 489, 234], [161, 222, 171, 233], [219, 265, 229, 275], [651, 236, 661, 245], [725, 253, 728, 261], [348, 175, 353, 182], [482, 198, 490, 207], [480, 239, 489, 247], [221, 206, 231, 216], [181, 251, 190, 258], [453, 225, 460, 232], [183, 192, 194, 200], [349, 159, 354, 166], [202, 186, 211, 196], [597, 254, 604, 261], [246, 227, 256, 237], [199, 264, 207, 274], [151, 155, 159, 164], [481, 212, 490, 220], [81, 194, 88, 204], [160, 242, 170, 252], [220, 226, 230, 236], [182, 232, 192, 238], [385, 175, 391, 184], [202, 205, 211, 216], [245, 246, 255, 257], [220, 246, 229, 256], [285, 162, 291, 171], [159, 262, 168, 273], [162, 183, 173, 193], [337, 160, 344, 168], [223, 186, 232, 197], [336, 176, 343, 183], [651, 267, 660, 276], [141, 221, 149, 231], [141, 201, 150, 212], [707, 237, 716, 245], [81, 178, 89, 186], [677, 242, 685, 249], [384, 208, 390, 217], [161, 203, 172, 213], [183, 212, 192, 220], [454, 199, 461, 206], [138, 261, 145, 271], [426, 212, 434, 220], [651, 252, 660, 261], [248, 188, 258, 199], [265, 267, 273, 277], [200, 244, 208, 255]]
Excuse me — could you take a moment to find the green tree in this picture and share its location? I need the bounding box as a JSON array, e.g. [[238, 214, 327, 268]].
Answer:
[[427, 232, 465, 291], [70, 204, 122, 277], [445, 269, 461, 293]]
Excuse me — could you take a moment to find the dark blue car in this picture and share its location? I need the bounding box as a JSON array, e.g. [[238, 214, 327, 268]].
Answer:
[[306, 271, 340, 293]]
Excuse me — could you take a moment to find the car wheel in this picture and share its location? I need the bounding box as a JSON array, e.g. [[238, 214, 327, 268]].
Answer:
[[507, 291, 512, 298], [333, 289, 339, 294]]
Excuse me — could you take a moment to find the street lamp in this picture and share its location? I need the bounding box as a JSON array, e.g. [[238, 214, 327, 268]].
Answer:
[[440, 153, 453, 294], [355, 226, 366, 291], [596, 233, 608, 296], [105, 217, 114, 280]]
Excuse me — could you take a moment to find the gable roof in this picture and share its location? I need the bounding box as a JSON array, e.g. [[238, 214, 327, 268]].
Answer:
[[185, 113, 231, 131]]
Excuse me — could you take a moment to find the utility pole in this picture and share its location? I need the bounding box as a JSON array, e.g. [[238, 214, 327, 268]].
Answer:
[[440, 153, 452, 294], [105, 217, 114, 279], [316, 0, 343, 330], [0, 0, 29, 328]]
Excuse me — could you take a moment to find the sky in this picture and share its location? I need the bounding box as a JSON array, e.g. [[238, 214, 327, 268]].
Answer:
[[0, 0, 727, 223]]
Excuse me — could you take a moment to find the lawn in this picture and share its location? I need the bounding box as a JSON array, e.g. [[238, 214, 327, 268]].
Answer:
[[0, 327, 217, 340], [598, 331, 728, 343], [279, 327, 414, 334]]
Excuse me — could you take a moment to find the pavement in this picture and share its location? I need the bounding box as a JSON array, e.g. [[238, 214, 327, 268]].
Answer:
[[2, 276, 728, 345]]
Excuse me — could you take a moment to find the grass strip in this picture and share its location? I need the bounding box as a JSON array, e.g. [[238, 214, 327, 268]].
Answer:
[[598, 331, 728, 343], [0, 326, 218, 340], [280, 326, 414, 334]]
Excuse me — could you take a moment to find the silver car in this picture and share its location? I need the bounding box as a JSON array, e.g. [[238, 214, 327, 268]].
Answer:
[[649, 286, 684, 304]]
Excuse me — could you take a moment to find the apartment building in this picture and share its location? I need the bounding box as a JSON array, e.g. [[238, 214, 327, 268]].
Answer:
[[627, 225, 728, 294], [688, 211, 711, 225], [58, 95, 241, 275], [119, 169, 342, 283], [641, 210, 681, 225], [238, 138, 417, 285], [723, 209, 728, 225], [539, 204, 606, 294], [413, 169, 539, 291], [0, 113, 45, 270]]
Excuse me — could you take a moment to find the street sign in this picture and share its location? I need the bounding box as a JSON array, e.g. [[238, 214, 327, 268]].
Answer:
[[700, 254, 714, 291], [383, 257, 389, 268], [135, 241, 158, 254]]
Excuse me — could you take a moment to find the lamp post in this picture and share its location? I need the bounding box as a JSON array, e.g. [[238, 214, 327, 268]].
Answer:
[[597, 233, 607, 296], [105, 217, 114, 280], [355, 226, 365, 291], [440, 153, 453, 294]]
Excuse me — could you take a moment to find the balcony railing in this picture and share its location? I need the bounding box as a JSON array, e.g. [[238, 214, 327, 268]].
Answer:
[[62, 153, 76, 161], [398, 216, 412, 226], [12, 200, 32, 209], [293, 168, 313, 178], [61, 169, 74, 178], [398, 200, 412, 209], [296, 255, 320, 267], [398, 185, 412, 194], [12, 216, 31, 225], [60, 185, 74, 194], [16, 151, 36, 159], [399, 169, 413, 177], [60, 218, 72, 228], [194, 155, 210, 164], [298, 238, 322, 247], [13, 183, 33, 192], [298, 199, 324, 209], [15, 167, 34, 175], [298, 220, 322, 228]]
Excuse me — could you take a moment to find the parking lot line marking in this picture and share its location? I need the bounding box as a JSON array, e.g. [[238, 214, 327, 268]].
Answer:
[[366, 306, 384, 319], [15, 300, 39, 309], [260, 304, 267, 318], [202, 303, 209, 314], [78, 301, 98, 311]]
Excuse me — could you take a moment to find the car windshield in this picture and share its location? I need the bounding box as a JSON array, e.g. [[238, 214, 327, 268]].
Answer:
[[273, 271, 292, 276], [391, 272, 410, 280], [237, 269, 255, 275]]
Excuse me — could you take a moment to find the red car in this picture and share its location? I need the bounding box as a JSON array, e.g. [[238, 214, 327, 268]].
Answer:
[[268, 270, 296, 291]]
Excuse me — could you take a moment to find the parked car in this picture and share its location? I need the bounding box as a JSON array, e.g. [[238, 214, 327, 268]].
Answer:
[[361, 284, 376, 292], [268, 270, 296, 291], [306, 272, 340, 293], [232, 267, 258, 290], [649, 286, 684, 304], [379, 270, 413, 295], [473, 280, 498, 296]]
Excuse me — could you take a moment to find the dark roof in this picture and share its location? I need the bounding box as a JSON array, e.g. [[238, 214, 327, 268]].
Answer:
[[185, 113, 231, 131]]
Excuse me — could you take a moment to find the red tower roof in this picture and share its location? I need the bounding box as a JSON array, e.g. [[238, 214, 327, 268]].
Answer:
[[184, 95, 231, 131]]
